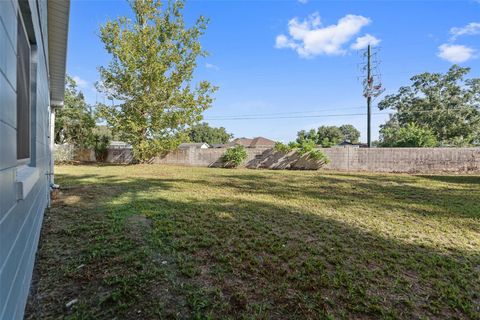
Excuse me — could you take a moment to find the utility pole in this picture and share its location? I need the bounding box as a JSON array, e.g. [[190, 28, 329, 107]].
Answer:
[[361, 44, 384, 147], [367, 44, 372, 148]]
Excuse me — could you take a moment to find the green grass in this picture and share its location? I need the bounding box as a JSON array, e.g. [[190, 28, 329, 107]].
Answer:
[[26, 165, 480, 319]]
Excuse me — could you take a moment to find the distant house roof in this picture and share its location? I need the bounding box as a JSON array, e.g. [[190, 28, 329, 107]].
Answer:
[[336, 140, 368, 148], [109, 141, 133, 149], [210, 144, 226, 148], [230, 138, 253, 147], [230, 137, 275, 148], [250, 137, 276, 148], [179, 143, 210, 149]]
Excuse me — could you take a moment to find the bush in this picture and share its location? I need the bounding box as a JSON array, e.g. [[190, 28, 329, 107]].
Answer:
[[307, 149, 330, 163], [54, 144, 75, 163], [295, 140, 330, 164], [93, 134, 111, 162], [221, 145, 248, 168], [274, 142, 293, 153], [294, 140, 317, 156], [274, 140, 330, 165]]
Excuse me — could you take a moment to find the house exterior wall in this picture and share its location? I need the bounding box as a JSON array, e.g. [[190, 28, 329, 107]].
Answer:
[[0, 1, 52, 319]]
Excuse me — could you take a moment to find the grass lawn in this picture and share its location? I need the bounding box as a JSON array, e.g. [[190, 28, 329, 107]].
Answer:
[[26, 165, 479, 319]]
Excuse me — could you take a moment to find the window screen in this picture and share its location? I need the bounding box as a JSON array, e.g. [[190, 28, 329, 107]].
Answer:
[[17, 14, 31, 160]]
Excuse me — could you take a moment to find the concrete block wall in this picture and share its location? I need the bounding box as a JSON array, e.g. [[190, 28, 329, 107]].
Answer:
[[72, 144, 480, 173], [153, 147, 269, 167], [326, 148, 480, 172], [153, 147, 480, 173], [53, 145, 133, 164]]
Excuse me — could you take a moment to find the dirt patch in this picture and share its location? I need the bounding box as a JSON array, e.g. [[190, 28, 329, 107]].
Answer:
[[126, 215, 152, 244]]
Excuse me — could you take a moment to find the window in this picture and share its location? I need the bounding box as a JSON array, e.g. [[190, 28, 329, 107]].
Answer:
[[16, 12, 31, 161]]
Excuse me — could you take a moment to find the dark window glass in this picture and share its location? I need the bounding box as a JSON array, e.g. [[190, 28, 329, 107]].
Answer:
[[17, 13, 30, 160]]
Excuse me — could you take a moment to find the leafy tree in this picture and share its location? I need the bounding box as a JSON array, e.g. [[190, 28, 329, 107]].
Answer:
[[93, 125, 119, 141], [378, 65, 480, 146], [339, 124, 360, 143], [317, 126, 344, 147], [296, 129, 317, 144], [97, 0, 217, 162], [55, 76, 95, 148], [93, 134, 111, 162], [297, 124, 361, 147], [380, 123, 438, 147], [187, 122, 232, 144]]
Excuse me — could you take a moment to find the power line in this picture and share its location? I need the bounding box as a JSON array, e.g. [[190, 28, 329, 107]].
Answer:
[[206, 112, 390, 121], [205, 107, 480, 121], [207, 106, 366, 118]]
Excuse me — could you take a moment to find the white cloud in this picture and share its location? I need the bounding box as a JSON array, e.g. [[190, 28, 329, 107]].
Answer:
[[205, 63, 220, 71], [437, 44, 476, 63], [298, 0, 308, 3], [275, 12, 372, 57], [275, 34, 298, 50], [350, 34, 380, 50], [450, 22, 480, 40], [72, 75, 89, 89]]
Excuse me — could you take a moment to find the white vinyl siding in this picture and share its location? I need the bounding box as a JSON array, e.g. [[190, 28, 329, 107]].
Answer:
[[0, 0, 51, 319]]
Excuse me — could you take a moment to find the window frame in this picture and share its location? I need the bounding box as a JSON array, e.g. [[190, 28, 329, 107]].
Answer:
[[16, 9, 32, 164]]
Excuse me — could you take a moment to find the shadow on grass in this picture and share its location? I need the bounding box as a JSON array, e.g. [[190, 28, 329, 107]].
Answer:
[[417, 174, 480, 185], [164, 171, 480, 219], [26, 170, 480, 320]]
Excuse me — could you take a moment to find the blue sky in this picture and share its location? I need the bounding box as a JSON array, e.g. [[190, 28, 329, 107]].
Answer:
[[67, 0, 480, 142]]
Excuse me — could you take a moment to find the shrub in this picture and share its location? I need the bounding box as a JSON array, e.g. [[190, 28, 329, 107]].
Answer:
[[294, 140, 316, 156], [93, 134, 111, 162], [221, 145, 248, 168], [275, 140, 330, 165], [274, 142, 293, 153], [296, 140, 330, 164], [307, 149, 330, 163], [54, 144, 75, 163]]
